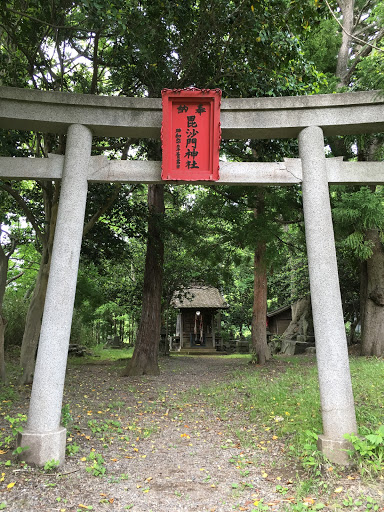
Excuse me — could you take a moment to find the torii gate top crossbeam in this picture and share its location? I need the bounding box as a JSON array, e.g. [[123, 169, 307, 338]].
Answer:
[[1, 87, 384, 139]]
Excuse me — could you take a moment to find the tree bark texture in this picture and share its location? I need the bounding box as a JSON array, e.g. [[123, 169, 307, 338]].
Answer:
[[0, 246, 8, 383], [17, 165, 123, 384], [281, 296, 313, 342], [336, 0, 355, 87], [358, 143, 383, 354], [252, 240, 269, 364], [361, 229, 384, 356], [8, 178, 59, 384], [19, 251, 51, 384], [251, 189, 270, 365], [122, 184, 164, 376], [359, 259, 368, 341]]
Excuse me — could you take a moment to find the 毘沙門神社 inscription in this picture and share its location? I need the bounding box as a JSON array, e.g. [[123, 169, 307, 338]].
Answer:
[[175, 103, 206, 170], [161, 88, 221, 181]]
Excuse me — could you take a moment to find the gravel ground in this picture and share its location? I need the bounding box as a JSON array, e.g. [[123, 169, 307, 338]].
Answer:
[[0, 355, 383, 511]]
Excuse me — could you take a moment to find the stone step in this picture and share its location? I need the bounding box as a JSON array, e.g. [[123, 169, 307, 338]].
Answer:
[[173, 348, 227, 356]]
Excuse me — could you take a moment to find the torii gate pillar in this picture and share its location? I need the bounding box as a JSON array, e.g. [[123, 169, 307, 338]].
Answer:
[[17, 124, 92, 466], [299, 126, 357, 464]]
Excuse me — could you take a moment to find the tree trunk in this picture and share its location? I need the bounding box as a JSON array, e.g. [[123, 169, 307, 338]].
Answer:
[[361, 229, 384, 356], [251, 189, 270, 364], [122, 184, 164, 376], [281, 296, 313, 341], [19, 253, 51, 384], [17, 161, 124, 383], [251, 239, 269, 364], [336, 0, 355, 87], [12, 178, 59, 385], [0, 246, 8, 384], [0, 316, 6, 384], [359, 259, 368, 341]]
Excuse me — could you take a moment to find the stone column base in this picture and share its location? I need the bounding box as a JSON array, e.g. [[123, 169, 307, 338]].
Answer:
[[17, 427, 66, 467], [317, 435, 353, 465]]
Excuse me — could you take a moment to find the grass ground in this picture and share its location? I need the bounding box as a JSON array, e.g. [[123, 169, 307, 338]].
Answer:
[[0, 350, 382, 511]]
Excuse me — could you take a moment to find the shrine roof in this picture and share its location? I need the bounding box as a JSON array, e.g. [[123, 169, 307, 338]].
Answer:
[[172, 286, 228, 309], [267, 304, 292, 318]]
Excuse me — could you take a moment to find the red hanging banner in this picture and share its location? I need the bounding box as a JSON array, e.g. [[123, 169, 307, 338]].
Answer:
[[161, 88, 221, 181]]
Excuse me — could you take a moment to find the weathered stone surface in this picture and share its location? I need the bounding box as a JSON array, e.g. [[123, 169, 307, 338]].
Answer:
[[68, 344, 89, 356], [105, 335, 125, 349], [317, 435, 353, 466], [280, 339, 296, 356], [299, 126, 357, 463], [236, 340, 250, 353], [1, 86, 384, 139], [2, 155, 384, 186], [279, 339, 314, 355], [17, 427, 66, 467], [19, 124, 92, 465]]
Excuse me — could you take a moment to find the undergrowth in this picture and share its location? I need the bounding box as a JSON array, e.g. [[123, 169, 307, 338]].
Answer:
[[189, 355, 384, 479], [0, 352, 382, 510], [67, 345, 134, 365]]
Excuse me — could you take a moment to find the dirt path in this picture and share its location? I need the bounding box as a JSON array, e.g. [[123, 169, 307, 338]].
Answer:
[[0, 355, 382, 511]]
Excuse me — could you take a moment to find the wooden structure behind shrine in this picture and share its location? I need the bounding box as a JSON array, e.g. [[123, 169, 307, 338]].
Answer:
[[267, 305, 292, 336], [171, 286, 228, 353]]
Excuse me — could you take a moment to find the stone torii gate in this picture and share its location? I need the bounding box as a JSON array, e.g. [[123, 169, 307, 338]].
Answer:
[[1, 87, 384, 467]]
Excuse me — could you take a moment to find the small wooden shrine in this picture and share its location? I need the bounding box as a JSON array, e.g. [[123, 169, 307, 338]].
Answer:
[[171, 285, 228, 352]]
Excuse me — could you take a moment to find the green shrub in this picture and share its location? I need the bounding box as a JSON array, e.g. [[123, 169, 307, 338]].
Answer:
[[70, 308, 97, 347], [3, 293, 29, 347], [85, 451, 106, 477], [345, 425, 384, 476]]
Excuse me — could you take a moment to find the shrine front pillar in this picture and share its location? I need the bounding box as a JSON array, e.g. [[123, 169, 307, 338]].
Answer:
[[18, 124, 92, 466], [299, 125, 357, 464]]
